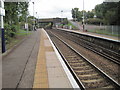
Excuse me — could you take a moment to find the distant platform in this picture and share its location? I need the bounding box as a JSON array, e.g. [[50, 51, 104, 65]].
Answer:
[[57, 28, 119, 42]]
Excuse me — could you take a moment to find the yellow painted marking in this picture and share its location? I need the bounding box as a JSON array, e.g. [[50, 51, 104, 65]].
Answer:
[[33, 29, 49, 88]]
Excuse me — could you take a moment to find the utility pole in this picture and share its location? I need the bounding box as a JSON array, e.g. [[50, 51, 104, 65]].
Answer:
[[0, 0, 5, 53]]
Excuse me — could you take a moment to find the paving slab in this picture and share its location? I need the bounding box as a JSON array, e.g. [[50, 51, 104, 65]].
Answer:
[[2, 30, 40, 88], [33, 29, 72, 88]]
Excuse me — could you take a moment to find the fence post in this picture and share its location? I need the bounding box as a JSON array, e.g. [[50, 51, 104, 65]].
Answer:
[[112, 25, 113, 35]]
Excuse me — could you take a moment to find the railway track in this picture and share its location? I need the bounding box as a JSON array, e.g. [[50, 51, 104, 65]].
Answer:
[[51, 29, 120, 65], [47, 30, 120, 89]]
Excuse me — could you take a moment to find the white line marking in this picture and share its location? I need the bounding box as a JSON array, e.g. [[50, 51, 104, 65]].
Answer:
[[44, 29, 80, 89]]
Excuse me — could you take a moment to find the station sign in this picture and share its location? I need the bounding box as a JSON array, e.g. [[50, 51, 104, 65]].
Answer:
[[25, 23, 28, 29], [0, 0, 5, 16], [0, 7, 5, 16]]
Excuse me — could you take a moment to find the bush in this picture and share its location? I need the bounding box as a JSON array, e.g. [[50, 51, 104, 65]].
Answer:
[[85, 18, 104, 25], [4, 24, 18, 44]]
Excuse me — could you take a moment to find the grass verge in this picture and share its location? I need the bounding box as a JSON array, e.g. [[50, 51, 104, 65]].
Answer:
[[6, 29, 32, 50], [88, 29, 120, 37], [67, 22, 78, 29]]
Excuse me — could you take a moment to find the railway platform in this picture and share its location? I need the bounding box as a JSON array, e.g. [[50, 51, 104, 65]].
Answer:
[[58, 28, 119, 42], [2, 28, 78, 89], [33, 28, 75, 88]]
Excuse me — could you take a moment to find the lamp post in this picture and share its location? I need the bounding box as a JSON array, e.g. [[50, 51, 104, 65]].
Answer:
[[0, 0, 5, 53], [32, 2, 34, 31], [61, 10, 63, 28], [61, 10, 63, 22], [25, 13, 28, 34], [35, 12, 37, 29], [74, 9, 77, 22], [83, 0, 85, 31]]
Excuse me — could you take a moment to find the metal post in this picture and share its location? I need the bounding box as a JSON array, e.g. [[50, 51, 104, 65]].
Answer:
[[36, 12, 37, 29], [32, 2, 34, 31], [112, 25, 114, 35], [26, 15, 28, 34], [61, 10, 63, 28], [1, 0, 5, 53], [83, 0, 85, 31], [75, 10, 76, 22], [1, 16, 5, 53]]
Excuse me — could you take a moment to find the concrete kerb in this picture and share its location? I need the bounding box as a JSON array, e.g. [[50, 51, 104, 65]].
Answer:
[[44, 29, 80, 88]]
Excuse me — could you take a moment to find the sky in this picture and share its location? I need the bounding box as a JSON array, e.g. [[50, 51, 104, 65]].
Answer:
[[28, 0, 104, 19]]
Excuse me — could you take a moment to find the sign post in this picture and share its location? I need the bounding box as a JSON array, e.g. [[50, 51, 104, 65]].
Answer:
[[0, 0, 5, 53], [25, 23, 28, 34]]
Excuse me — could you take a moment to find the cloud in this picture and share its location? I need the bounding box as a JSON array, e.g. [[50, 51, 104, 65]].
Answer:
[[28, 0, 104, 19]]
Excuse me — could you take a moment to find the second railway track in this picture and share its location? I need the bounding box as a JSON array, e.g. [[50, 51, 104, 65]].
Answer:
[[46, 30, 120, 89]]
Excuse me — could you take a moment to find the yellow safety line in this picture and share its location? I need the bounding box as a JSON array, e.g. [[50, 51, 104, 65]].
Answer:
[[33, 30, 49, 88]]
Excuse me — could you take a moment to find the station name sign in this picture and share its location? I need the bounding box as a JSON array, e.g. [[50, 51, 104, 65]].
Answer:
[[0, 7, 5, 16], [0, 0, 5, 16]]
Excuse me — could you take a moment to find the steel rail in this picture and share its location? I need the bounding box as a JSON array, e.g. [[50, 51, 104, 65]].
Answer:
[[51, 29, 120, 65], [48, 30, 120, 89]]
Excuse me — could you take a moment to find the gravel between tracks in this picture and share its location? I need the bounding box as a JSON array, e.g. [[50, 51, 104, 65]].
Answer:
[[47, 29, 120, 83]]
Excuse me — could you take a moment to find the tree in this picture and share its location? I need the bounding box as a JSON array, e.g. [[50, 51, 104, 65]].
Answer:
[[4, 2, 29, 25], [71, 8, 79, 21], [71, 8, 95, 22], [86, 11, 94, 18], [95, 2, 119, 25], [4, 2, 19, 24], [18, 2, 29, 22]]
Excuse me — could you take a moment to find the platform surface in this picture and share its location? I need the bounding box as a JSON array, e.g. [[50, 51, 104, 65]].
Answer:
[[33, 29, 72, 88], [58, 28, 119, 41], [3, 31, 40, 88]]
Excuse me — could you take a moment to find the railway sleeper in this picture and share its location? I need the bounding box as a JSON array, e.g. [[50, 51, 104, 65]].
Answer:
[[76, 70, 97, 75], [82, 78, 112, 88]]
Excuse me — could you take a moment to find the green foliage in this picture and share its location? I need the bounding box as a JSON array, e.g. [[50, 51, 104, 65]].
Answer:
[[72, 2, 119, 25], [71, 8, 95, 22], [4, 2, 19, 24], [4, 24, 18, 44], [67, 22, 78, 29], [86, 11, 94, 18], [62, 18, 68, 25], [4, 2, 30, 44], [4, 2, 29, 25], [72, 8, 79, 21], [85, 18, 103, 25], [95, 2, 119, 25]]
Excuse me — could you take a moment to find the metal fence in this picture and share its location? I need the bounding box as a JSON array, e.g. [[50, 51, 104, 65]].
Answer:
[[85, 25, 120, 36]]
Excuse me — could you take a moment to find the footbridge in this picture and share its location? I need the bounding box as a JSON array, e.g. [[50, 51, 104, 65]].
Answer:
[[38, 18, 67, 29]]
